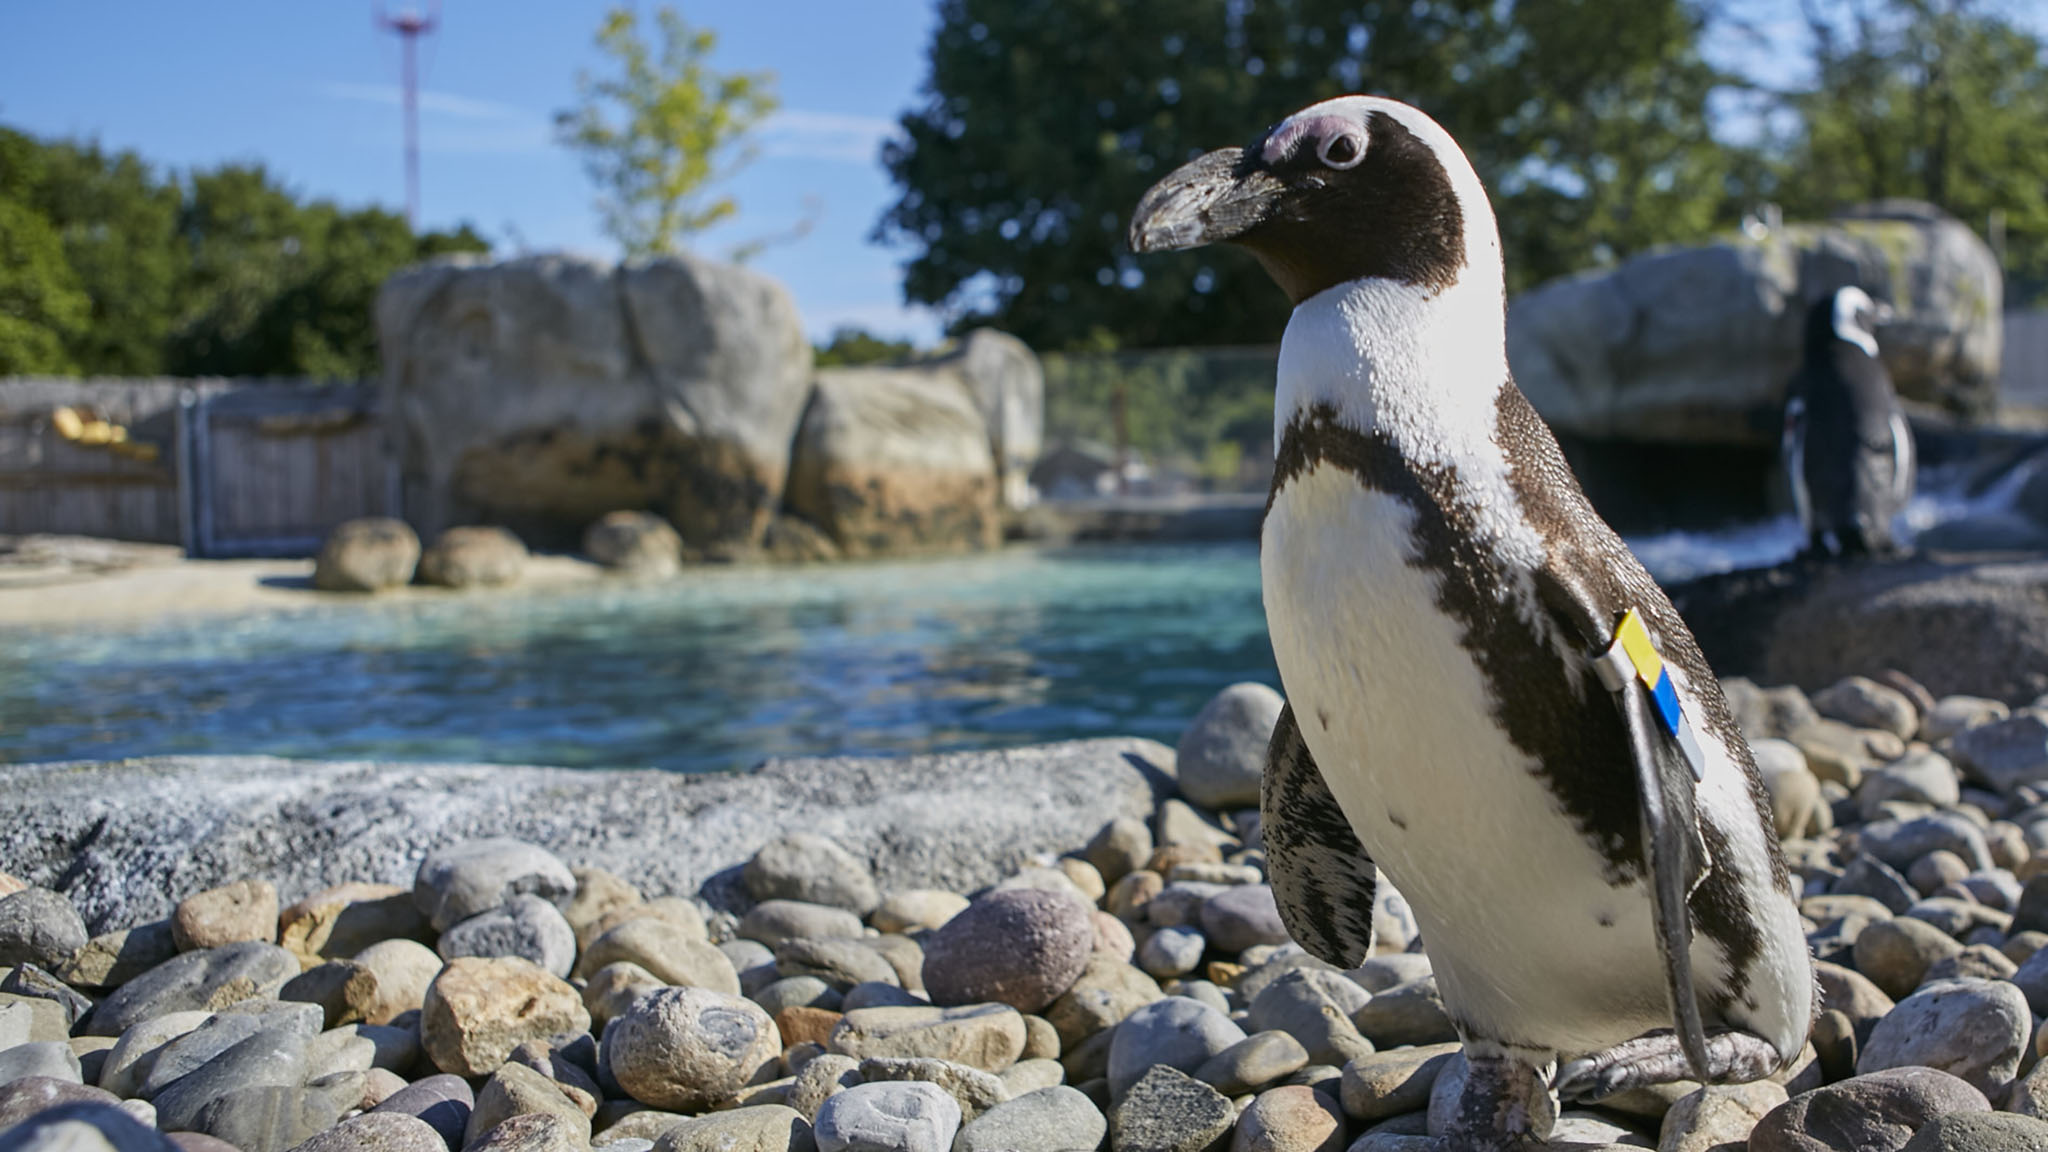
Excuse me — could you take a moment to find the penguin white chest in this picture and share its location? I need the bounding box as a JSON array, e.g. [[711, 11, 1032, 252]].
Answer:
[[1262, 461, 1670, 1053]]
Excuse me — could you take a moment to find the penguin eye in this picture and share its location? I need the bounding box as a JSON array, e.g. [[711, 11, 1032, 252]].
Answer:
[[1317, 131, 1364, 170]]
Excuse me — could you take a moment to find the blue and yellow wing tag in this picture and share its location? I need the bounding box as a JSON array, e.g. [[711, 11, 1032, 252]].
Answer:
[[1593, 609, 1709, 781]]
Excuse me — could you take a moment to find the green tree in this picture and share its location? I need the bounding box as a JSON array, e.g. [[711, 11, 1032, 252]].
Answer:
[[0, 198, 90, 374], [556, 6, 779, 258], [1771, 0, 2048, 302], [814, 326, 915, 367], [877, 0, 1739, 350]]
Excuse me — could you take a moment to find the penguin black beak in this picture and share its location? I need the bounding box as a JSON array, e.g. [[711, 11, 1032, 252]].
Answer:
[[1129, 147, 1287, 253]]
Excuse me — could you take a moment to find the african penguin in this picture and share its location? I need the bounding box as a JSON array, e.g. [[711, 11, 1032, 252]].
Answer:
[[1784, 285, 1915, 556], [1130, 96, 1813, 1147]]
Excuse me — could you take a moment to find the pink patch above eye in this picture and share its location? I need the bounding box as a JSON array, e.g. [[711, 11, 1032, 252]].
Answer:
[[1262, 114, 1362, 165]]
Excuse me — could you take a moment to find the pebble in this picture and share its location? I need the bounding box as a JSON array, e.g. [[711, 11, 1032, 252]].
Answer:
[[1110, 1065, 1236, 1152], [920, 890, 1093, 1014], [1199, 885, 1289, 953], [1191, 1031, 1309, 1098], [787, 1053, 861, 1122], [96, 1011, 213, 1098], [868, 891, 969, 937], [1923, 942, 2016, 983], [583, 919, 738, 995], [755, 976, 843, 1017], [1232, 1084, 1344, 1152], [1175, 682, 1283, 810], [276, 883, 428, 966], [85, 941, 300, 1037], [1338, 1042, 1461, 1121], [1859, 813, 1993, 873], [1657, 1081, 1788, 1152], [281, 960, 381, 1029], [779, 1006, 844, 1050], [739, 901, 866, 947], [1137, 926, 1205, 978], [996, 1057, 1063, 1097], [829, 1005, 1025, 1073], [813, 1080, 960, 1152], [0, 1044, 81, 1087], [412, 838, 576, 933], [57, 921, 179, 990], [465, 1111, 586, 1152], [561, 868, 643, 949], [744, 834, 881, 915], [1813, 676, 1919, 739], [0, 1077, 120, 1130], [1244, 969, 1371, 1067], [170, 880, 278, 952], [1086, 819, 1155, 887], [1900, 1112, 2048, 1151], [1748, 1067, 1989, 1152], [1859, 752, 1962, 819], [1351, 976, 1457, 1047], [1851, 915, 1964, 999], [466, 1062, 593, 1148], [147, 1019, 308, 1145], [350, 938, 442, 1026], [777, 939, 900, 990], [2, 967, 89, 1029], [586, 899, 709, 948], [438, 894, 578, 978], [1953, 713, 2048, 793], [370, 1072, 474, 1147], [1857, 977, 2030, 1097], [291, 1110, 449, 1152], [1923, 695, 2010, 743], [1105, 871, 1164, 924], [1752, 740, 1822, 839], [856, 1056, 1007, 1121], [1091, 911, 1136, 962], [603, 987, 781, 1112], [0, 1100, 182, 1151], [1043, 954, 1162, 1049], [1834, 854, 1918, 914], [953, 1084, 1105, 1152], [654, 1104, 814, 1152], [1155, 800, 1237, 854], [0, 890, 88, 973], [1106, 996, 1246, 1100], [1146, 882, 1226, 929], [139, 1005, 321, 1097], [420, 956, 590, 1078]]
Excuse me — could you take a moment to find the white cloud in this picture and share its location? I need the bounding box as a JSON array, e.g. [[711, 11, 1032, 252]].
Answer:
[[321, 82, 553, 155], [759, 109, 902, 165], [322, 82, 528, 121]]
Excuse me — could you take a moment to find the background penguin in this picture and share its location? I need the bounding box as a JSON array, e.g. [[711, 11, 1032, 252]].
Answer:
[[1783, 285, 1915, 556], [1130, 97, 1813, 1148]]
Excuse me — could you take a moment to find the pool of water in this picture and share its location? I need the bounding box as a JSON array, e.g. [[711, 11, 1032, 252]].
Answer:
[[0, 544, 1278, 773]]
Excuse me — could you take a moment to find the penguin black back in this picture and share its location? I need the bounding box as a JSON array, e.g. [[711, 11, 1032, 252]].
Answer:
[[1783, 286, 1914, 555]]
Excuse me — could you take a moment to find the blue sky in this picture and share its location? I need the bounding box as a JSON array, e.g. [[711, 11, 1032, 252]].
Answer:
[[1, 1, 947, 345]]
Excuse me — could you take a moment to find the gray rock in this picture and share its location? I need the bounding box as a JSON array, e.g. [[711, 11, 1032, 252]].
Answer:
[[293, 1110, 449, 1151], [738, 900, 866, 946], [1234, 1084, 1345, 1152], [1923, 696, 2010, 743], [369, 1072, 473, 1148], [1175, 683, 1284, 811], [0, 1044, 81, 1088], [829, 1005, 1026, 1073], [603, 987, 781, 1113], [1834, 855, 1918, 914], [1753, 739, 1822, 840], [1084, 819, 1154, 888], [148, 1022, 308, 1141], [96, 1011, 212, 1099], [787, 1053, 862, 1122], [1813, 676, 1919, 739], [412, 839, 574, 934], [786, 367, 1001, 559], [1858, 813, 1994, 873], [1245, 968, 1373, 1067], [0, 1101, 181, 1151], [584, 512, 684, 576], [1351, 976, 1458, 1047], [1953, 713, 2048, 794], [417, 525, 527, 589], [1192, 1031, 1309, 1097], [1657, 1082, 1788, 1152], [86, 942, 300, 1037], [0, 743, 1172, 933], [465, 1062, 591, 1149], [57, 921, 178, 990], [753, 976, 844, 1017], [842, 983, 927, 1012], [944, 329, 1043, 513], [1857, 752, 1961, 821], [1340, 1042, 1461, 1122], [921, 890, 1092, 1014], [654, 1104, 816, 1152], [812, 1080, 960, 1152], [1858, 978, 2029, 1097], [139, 1007, 321, 1099], [584, 918, 736, 994], [1922, 942, 2017, 984], [312, 518, 419, 593], [1906, 896, 2008, 941], [0, 1077, 120, 1130], [746, 834, 882, 915], [463, 1111, 586, 1152], [1900, 1112, 2048, 1151], [1106, 996, 1246, 1100], [0, 890, 87, 972], [855, 1056, 1006, 1122], [437, 894, 577, 978], [1853, 916, 1964, 1000], [1, 965, 90, 1028], [1198, 884, 1288, 953], [1042, 955, 1163, 1048], [1109, 1065, 1235, 1152], [1747, 1066, 1989, 1152], [1137, 926, 1206, 979], [377, 252, 814, 552], [778, 938, 900, 989], [953, 1085, 1105, 1152]]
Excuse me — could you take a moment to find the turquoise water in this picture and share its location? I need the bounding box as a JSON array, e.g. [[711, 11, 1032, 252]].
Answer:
[[0, 544, 1278, 773]]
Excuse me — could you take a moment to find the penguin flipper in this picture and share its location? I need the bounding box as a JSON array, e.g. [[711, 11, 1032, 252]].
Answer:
[[1262, 701, 1378, 968], [1531, 568, 1713, 1081]]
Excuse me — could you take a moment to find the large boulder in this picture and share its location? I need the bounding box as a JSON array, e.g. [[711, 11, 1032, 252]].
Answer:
[[376, 253, 813, 552], [313, 518, 420, 593], [941, 330, 1044, 511], [1673, 554, 2048, 703], [1508, 200, 2003, 446], [786, 367, 1002, 558]]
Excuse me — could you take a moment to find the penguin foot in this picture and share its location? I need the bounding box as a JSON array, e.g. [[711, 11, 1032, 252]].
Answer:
[[1554, 1029, 1784, 1101], [1440, 1050, 1558, 1150]]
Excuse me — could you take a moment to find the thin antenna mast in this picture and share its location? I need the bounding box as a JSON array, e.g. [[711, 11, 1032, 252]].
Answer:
[[376, 2, 440, 225]]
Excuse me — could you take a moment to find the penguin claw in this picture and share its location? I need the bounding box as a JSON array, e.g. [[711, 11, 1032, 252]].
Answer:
[[1555, 1029, 1787, 1101]]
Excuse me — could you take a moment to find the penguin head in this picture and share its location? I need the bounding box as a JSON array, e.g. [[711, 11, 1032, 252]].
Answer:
[[1128, 96, 1499, 305], [1810, 286, 1894, 360]]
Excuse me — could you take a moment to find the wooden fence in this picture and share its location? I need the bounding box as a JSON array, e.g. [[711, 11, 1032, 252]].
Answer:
[[0, 378, 394, 557]]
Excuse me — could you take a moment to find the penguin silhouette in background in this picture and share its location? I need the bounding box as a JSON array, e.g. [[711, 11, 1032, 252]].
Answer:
[[1783, 286, 1915, 556]]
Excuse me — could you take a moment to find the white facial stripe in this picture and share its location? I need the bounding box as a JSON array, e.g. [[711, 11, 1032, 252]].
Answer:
[[1831, 287, 1880, 358]]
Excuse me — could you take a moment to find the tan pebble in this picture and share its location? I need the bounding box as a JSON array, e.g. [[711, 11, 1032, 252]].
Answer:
[[563, 866, 643, 949], [171, 879, 278, 951], [279, 882, 427, 966], [421, 956, 589, 1078], [777, 1005, 843, 1049]]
